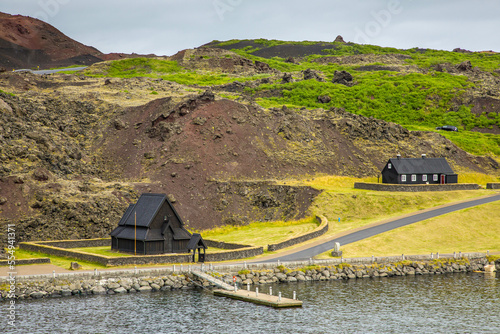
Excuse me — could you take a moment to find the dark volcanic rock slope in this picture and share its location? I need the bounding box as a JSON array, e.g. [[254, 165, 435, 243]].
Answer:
[[0, 87, 497, 246]]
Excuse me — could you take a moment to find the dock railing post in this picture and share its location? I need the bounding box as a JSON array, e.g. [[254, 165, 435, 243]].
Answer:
[[269, 287, 272, 296], [247, 283, 250, 291], [256, 287, 259, 297], [293, 291, 296, 300], [278, 292, 281, 302]]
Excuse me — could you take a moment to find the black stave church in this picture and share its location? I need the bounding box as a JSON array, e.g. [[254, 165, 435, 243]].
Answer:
[[110, 193, 205, 255]]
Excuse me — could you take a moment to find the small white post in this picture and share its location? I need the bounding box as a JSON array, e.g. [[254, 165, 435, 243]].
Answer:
[[256, 287, 259, 297], [278, 260, 280, 266], [134, 266, 137, 275], [53, 270, 56, 278], [244, 261, 247, 269], [269, 287, 272, 296], [293, 291, 296, 300], [234, 282, 237, 292], [431, 253, 433, 259], [309, 258, 313, 265], [173, 265, 176, 272], [278, 292, 281, 302], [247, 283, 250, 291], [94, 268, 97, 276], [181, 264, 183, 272]]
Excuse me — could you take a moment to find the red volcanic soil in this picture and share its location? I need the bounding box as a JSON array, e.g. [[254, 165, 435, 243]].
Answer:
[[0, 12, 157, 70]]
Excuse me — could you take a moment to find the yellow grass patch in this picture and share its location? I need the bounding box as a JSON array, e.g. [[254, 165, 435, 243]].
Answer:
[[198, 216, 319, 247]]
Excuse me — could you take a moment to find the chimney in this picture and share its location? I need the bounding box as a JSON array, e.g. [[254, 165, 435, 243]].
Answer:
[[397, 154, 401, 160], [421, 154, 426, 159]]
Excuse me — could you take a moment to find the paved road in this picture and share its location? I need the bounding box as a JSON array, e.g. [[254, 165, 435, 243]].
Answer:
[[264, 193, 500, 262], [14, 67, 87, 75]]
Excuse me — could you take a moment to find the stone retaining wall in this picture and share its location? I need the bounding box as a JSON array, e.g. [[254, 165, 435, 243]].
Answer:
[[205, 247, 263, 262], [204, 240, 252, 250], [0, 258, 50, 266], [267, 216, 328, 252], [354, 182, 481, 192], [34, 238, 110, 249], [486, 183, 500, 189], [18, 241, 263, 266], [2, 256, 496, 302]]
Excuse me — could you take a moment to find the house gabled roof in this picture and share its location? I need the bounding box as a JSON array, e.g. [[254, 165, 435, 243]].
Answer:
[[388, 157, 455, 175]]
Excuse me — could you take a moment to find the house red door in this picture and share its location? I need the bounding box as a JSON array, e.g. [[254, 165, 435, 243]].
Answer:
[[440, 174, 445, 184]]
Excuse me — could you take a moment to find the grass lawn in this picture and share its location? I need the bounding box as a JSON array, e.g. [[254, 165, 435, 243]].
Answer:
[[317, 200, 500, 258], [15, 248, 108, 270], [198, 216, 319, 247]]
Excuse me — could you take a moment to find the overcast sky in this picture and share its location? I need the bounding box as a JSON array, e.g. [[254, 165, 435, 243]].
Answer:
[[2, 0, 499, 56]]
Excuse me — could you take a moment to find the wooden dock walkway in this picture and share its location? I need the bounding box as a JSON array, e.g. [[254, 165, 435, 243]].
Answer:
[[192, 271, 303, 308], [214, 289, 303, 308], [191, 271, 234, 290]]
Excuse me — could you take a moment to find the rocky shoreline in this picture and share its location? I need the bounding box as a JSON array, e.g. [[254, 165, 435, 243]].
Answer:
[[1, 257, 497, 302]]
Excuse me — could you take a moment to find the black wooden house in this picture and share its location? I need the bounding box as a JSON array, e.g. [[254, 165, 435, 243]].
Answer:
[[381, 154, 458, 184], [110, 193, 199, 255]]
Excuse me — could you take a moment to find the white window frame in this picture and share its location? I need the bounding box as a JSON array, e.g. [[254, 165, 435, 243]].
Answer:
[[411, 174, 417, 182], [433, 174, 438, 182], [401, 175, 407, 182], [422, 175, 427, 182], [388, 163, 392, 169]]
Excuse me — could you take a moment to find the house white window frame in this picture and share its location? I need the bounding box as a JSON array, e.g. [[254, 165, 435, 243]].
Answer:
[[388, 163, 392, 169], [401, 175, 407, 182], [411, 174, 417, 182], [422, 175, 427, 182], [433, 174, 438, 182]]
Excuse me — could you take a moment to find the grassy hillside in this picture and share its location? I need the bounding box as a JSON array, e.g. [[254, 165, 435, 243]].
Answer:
[[83, 39, 500, 157]]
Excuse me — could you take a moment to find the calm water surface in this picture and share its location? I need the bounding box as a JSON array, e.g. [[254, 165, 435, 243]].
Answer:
[[5, 272, 499, 334]]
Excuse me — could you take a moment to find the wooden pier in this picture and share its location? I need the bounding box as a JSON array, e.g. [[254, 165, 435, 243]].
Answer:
[[192, 271, 302, 308], [214, 289, 303, 308]]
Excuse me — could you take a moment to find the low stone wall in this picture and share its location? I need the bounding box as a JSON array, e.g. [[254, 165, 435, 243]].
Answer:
[[34, 238, 110, 249], [486, 183, 500, 189], [205, 247, 263, 262], [19, 240, 262, 266], [204, 240, 253, 250], [1, 256, 494, 302], [0, 258, 50, 266], [354, 182, 481, 192], [267, 216, 328, 252]]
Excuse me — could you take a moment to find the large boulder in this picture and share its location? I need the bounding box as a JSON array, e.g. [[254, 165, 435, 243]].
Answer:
[[456, 60, 472, 72], [303, 68, 323, 81], [334, 35, 345, 43], [318, 95, 331, 104], [332, 70, 353, 85]]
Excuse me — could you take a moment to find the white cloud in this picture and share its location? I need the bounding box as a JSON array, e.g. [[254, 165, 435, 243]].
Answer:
[[1, 0, 499, 54]]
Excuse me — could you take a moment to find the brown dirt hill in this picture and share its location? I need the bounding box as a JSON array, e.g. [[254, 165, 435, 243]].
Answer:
[[0, 12, 155, 70], [0, 12, 105, 69]]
